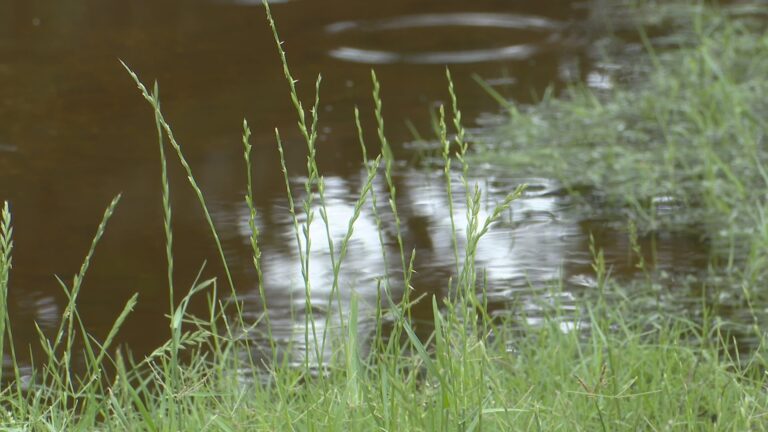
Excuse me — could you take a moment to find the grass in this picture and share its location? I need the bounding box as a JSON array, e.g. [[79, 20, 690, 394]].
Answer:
[[472, 1, 768, 347], [0, 1, 767, 430], [473, 2, 768, 245]]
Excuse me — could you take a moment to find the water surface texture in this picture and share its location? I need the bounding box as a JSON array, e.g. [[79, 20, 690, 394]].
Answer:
[[0, 0, 705, 367]]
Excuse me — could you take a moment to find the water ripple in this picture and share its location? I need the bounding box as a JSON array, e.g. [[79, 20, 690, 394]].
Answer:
[[326, 13, 560, 33], [329, 45, 538, 65], [326, 12, 559, 65]]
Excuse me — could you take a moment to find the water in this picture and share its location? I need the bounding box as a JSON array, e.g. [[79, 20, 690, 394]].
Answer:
[[0, 0, 709, 368]]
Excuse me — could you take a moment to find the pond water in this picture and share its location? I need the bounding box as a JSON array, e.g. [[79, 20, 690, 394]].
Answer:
[[0, 0, 710, 369]]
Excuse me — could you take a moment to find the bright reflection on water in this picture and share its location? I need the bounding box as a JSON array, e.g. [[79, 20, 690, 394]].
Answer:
[[329, 45, 540, 65], [220, 158, 712, 365], [326, 12, 560, 65], [325, 13, 560, 33], [228, 167, 582, 364]]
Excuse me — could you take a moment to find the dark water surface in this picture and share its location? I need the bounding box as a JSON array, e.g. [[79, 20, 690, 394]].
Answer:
[[0, 0, 708, 368]]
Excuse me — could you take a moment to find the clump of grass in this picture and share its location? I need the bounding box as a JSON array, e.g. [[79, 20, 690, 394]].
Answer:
[[473, 3, 768, 322], [0, 1, 765, 430], [475, 5, 768, 235]]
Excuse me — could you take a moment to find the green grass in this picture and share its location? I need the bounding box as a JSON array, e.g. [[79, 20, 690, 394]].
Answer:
[[0, 1, 767, 430], [473, 3, 768, 243], [472, 1, 768, 344]]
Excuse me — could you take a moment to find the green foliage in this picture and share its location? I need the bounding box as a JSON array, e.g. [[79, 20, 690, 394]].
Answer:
[[475, 5, 768, 240]]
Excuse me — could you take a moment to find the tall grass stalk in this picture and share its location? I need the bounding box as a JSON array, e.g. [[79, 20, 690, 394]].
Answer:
[[242, 120, 275, 362], [121, 62, 236, 300], [369, 71, 411, 294], [0, 202, 12, 385], [263, 0, 326, 371], [49, 194, 120, 403]]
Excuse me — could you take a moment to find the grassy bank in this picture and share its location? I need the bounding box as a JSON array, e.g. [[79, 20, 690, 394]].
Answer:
[[0, 2, 767, 431], [472, 1, 768, 350], [473, 2, 768, 251]]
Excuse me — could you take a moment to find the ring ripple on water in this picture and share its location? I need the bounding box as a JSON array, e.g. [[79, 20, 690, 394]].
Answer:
[[326, 13, 562, 65]]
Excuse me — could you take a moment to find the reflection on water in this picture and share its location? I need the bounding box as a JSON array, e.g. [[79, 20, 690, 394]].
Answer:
[[224, 165, 705, 364], [329, 45, 540, 65], [326, 12, 560, 65], [231, 168, 579, 363], [325, 13, 560, 33]]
